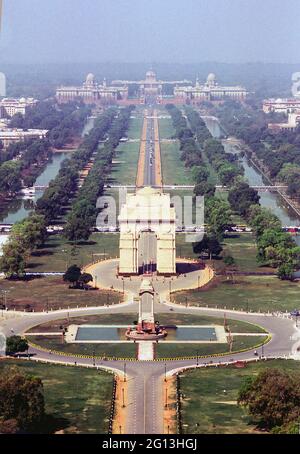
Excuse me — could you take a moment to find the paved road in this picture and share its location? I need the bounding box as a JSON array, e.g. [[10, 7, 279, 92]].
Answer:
[[1, 301, 299, 434], [1, 107, 300, 434], [143, 109, 156, 186]]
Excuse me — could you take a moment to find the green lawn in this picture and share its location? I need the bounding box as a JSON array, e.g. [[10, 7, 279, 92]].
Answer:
[[161, 142, 191, 185], [28, 336, 137, 359], [108, 114, 142, 184], [180, 359, 300, 434], [173, 275, 300, 312], [127, 115, 143, 140], [25, 233, 119, 273], [158, 117, 175, 139], [221, 234, 273, 273], [0, 276, 122, 311], [110, 141, 140, 184], [156, 336, 267, 359], [0, 359, 113, 434]]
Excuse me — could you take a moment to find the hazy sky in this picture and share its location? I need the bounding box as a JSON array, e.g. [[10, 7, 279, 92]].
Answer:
[[0, 0, 299, 64]]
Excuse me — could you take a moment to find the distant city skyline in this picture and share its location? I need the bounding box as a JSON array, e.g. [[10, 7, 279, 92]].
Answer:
[[0, 0, 299, 65]]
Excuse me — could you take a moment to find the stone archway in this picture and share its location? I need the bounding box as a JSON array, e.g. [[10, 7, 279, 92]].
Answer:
[[118, 187, 176, 275]]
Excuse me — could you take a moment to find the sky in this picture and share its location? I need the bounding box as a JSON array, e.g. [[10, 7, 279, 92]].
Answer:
[[0, 0, 299, 64]]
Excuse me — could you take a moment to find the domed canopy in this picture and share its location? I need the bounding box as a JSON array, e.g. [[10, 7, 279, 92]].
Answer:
[[85, 73, 95, 84], [207, 73, 216, 82]]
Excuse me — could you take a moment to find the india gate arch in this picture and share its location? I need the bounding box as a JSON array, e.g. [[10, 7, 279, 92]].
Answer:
[[118, 187, 176, 275]]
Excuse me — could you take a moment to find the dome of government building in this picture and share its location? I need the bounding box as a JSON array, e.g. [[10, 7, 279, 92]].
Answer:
[[86, 73, 95, 83], [207, 73, 216, 82]]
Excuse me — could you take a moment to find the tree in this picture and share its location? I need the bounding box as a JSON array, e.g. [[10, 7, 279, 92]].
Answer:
[[63, 264, 82, 288], [277, 263, 295, 281], [0, 240, 27, 277], [194, 181, 215, 198], [193, 234, 222, 259], [238, 369, 300, 429], [0, 161, 22, 195], [0, 418, 20, 434], [79, 272, 93, 288], [64, 213, 92, 242], [0, 366, 44, 432], [228, 182, 260, 216], [247, 205, 282, 239], [5, 336, 29, 355], [205, 197, 232, 240]]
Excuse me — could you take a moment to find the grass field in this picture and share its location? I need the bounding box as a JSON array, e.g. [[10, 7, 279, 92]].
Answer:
[[28, 336, 137, 359], [127, 114, 143, 140], [180, 359, 300, 434], [0, 359, 113, 434], [173, 275, 300, 312], [156, 336, 267, 359], [110, 141, 140, 184], [25, 233, 119, 273], [221, 234, 273, 273], [109, 114, 142, 184], [160, 142, 191, 185], [158, 117, 175, 139], [0, 276, 122, 311]]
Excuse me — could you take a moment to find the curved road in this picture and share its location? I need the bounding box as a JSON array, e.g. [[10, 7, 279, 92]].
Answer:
[[1, 300, 299, 434]]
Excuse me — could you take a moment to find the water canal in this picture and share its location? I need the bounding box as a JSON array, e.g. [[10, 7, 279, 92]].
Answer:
[[203, 116, 300, 227], [0, 117, 95, 225]]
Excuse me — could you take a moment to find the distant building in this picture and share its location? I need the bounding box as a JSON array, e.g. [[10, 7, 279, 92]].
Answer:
[[112, 69, 190, 104], [268, 111, 300, 131], [0, 128, 48, 148], [263, 98, 300, 114], [56, 73, 129, 105], [0, 97, 38, 118], [0, 72, 6, 97], [174, 73, 248, 103]]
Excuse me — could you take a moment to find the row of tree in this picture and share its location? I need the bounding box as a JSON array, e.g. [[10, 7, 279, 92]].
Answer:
[[10, 100, 91, 149], [215, 100, 300, 198], [167, 104, 300, 277], [166, 104, 232, 259], [228, 180, 300, 279], [36, 108, 117, 223], [0, 102, 92, 197], [64, 106, 134, 241], [0, 213, 47, 277]]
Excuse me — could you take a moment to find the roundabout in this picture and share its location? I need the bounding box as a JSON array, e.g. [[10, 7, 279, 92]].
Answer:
[[0, 285, 299, 434]]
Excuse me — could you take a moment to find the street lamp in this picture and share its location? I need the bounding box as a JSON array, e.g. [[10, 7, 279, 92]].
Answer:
[[123, 362, 127, 382], [122, 388, 125, 408]]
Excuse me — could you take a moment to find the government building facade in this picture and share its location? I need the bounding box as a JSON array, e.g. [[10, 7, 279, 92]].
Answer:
[[56, 73, 129, 105], [174, 73, 248, 102]]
